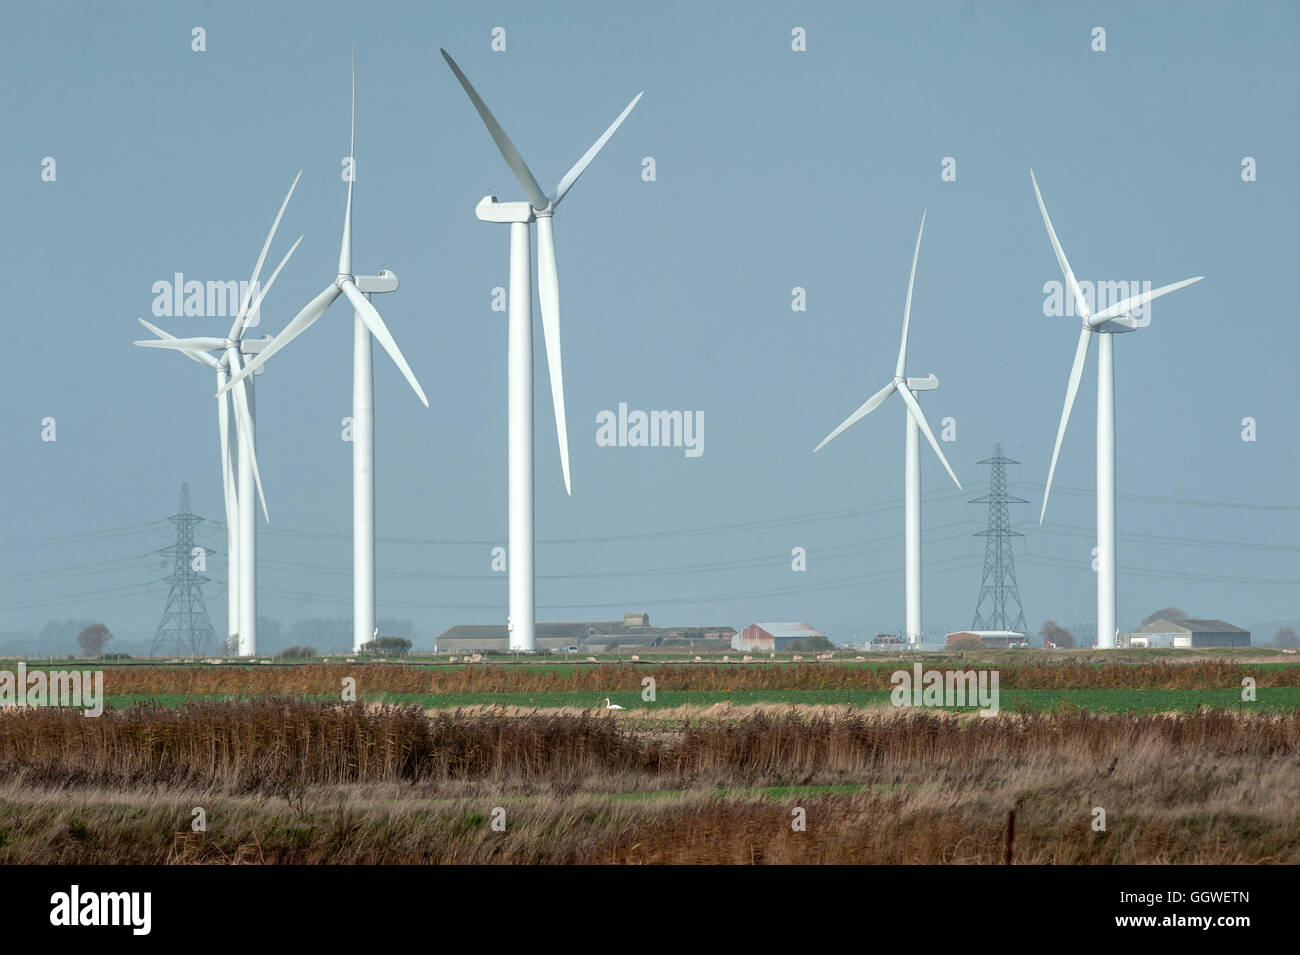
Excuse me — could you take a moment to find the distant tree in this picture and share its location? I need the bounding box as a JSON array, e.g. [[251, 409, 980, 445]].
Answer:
[[224, 634, 240, 655], [1068, 623, 1098, 648], [277, 645, 317, 659], [377, 618, 417, 643], [1039, 620, 1075, 649], [290, 616, 353, 651], [77, 623, 113, 657], [792, 634, 834, 652], [1141, 607, 1189, 627], [38, 617, 95, 655], [1275, 626, 1299, 649], [257, 616, 284, 653], [360, 636, 411, 658]]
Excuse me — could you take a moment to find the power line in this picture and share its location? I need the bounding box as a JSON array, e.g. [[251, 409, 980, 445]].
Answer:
[[0, 579, 170, 612], [1035, 522, 1300, 552], [0, 521, 167, 552], [1011, 481, 1300, 513], [228, 486, 974, 547], [260, 554, 979, 612], [1020, 555, 1300, 587], [254, 523, 978, 583], [0, 551, 165, 582]]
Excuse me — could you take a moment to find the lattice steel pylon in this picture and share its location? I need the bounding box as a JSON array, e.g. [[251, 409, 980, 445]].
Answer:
[[970, 444, 1028, 633], [151, 483, 219, 657]]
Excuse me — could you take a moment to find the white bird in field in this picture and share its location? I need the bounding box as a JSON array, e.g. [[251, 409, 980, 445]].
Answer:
[[604, 698, 624, 710]]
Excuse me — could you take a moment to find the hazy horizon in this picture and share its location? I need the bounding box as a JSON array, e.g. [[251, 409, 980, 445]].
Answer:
[[2, 1, 1297, 651]]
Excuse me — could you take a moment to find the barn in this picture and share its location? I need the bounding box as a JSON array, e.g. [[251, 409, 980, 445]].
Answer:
[[731, 622, 825, 653], [436, 612, 735, 653], [1119, 618, 1251, 649], [945, 630, 1029, 649]]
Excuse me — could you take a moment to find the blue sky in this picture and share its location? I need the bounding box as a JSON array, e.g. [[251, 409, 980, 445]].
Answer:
[[2, 0, 1297, 648]]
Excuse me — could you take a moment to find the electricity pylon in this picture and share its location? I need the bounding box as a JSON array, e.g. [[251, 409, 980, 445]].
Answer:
[[970, 445, 1028, 633], [150, 483, 219, 657]]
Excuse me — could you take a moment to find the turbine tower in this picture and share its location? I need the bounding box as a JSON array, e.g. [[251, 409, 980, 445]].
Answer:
[[441, 49, 642, 651], [137, 172, 303, 656], [814, 211, 961, 646], [151, 483, 219, 658], [970, 444, 1028, 633], [222, 62, 428, 653], [1031, 171, 1203, 648]]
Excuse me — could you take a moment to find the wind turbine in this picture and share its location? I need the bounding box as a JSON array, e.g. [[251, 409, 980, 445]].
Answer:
[[440, 49, 643, 652], [221, 63, 428, 654], [134, 319, 261, 652], [813, 211, 961, 646], [136, 172, 302, 656], [1030, 170, 1203, 649]]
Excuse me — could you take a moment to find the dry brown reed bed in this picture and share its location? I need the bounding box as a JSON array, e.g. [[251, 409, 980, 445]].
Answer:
[[0, 702, 1296, 862], [81, 660, 1300, 696], [0, 760, 1295, 863], [0, 701, 1297, 792]]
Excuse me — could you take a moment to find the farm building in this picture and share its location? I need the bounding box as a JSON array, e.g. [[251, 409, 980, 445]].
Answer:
[[731, 622, 826, 653], [945, 630, 1029, 649], [436, 613, 735, 653], [1118, 618, 1251, 649]]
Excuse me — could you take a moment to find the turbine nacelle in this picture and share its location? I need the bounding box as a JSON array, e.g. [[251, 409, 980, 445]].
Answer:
[[241, 335, 272, 375], [1031, 169, 1204, 523], [445, 49, 642, 499], [354, 269, 399, 294], [814, 212, 960, 491], [1089, 315, 1140, 333], [475, 195, 536, 224], [220, 65, 429, 410]]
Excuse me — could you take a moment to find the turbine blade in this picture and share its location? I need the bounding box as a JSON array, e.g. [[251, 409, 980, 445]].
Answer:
[[895, 210, 926, 378], [216, 378, 237, 538], [536, 216, 571, 494], [440, 49, 549, 210], [135, 336, 228, 352], [896, 384, 961, 489], [134, 320, 221, 368], [219, 282, 341, 395], [228, 352, 269, 522], [341, 281, 429, 407], [230, 170, 302, 341], [339, 61, 356, 276], [552, 91, 644, 207], [239, 235, 304, 334], [1030, 169, 1090, 319], [1040, 325, 1093, 523], [813, 381, 896, 453], [1089, 276, 1204, 324]]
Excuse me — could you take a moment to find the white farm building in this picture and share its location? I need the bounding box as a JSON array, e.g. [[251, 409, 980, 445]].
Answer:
[[1118, 618, 1251, 649], [731, 622, 825, 653]]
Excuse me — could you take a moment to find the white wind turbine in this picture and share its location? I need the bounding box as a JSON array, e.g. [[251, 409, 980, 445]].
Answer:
[[134, 172, 301, 655], [814, 212, 961, 646], [441, 49, 643, 652], [1030, 170, 1203, 649], [221, 64, 428, 654]]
